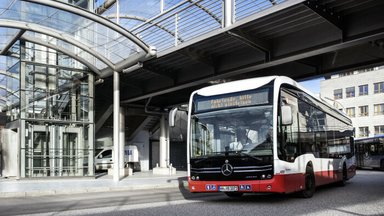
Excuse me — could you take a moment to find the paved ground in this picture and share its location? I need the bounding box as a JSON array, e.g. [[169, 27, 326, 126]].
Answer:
[[0, 170, 383, 216], [0, 171, 188, 198]]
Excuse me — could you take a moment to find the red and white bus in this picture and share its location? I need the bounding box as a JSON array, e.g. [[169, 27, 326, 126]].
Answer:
[[187, 76, 356, 198]]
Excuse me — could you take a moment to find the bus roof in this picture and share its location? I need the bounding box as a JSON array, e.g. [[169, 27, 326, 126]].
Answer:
[[194, 76, 315, 99], [195, 76, 278, 96]]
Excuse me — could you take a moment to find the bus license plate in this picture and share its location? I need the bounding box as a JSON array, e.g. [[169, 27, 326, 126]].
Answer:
[[219, 186, 238, 192]]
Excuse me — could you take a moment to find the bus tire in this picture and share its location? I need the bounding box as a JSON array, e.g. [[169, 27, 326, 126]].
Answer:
[[381, 160, 384, 170], [337, 163, 347, 187], [299, 166, 315, 198], [225, 192, 243, 198]]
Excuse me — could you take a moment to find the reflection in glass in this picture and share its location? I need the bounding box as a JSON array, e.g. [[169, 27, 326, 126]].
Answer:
[[191, 106, 273, 159]]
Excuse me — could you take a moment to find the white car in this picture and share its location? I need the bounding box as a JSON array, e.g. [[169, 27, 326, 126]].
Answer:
[[94, 145, 139, 171]]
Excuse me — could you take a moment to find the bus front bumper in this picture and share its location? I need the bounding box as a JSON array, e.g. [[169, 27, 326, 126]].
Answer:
[[188, 174, 305, 194]]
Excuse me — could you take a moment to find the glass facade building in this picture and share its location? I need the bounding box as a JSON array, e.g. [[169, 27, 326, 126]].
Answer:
[[1, 0, 96, 177]]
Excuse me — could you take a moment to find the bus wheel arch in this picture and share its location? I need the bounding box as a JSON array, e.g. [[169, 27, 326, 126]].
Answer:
[[337, 162, 347, 186], [299, 162, 315, 198]]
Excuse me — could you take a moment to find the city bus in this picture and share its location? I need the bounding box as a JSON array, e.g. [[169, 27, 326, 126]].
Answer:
[[355, 135, 384, 170], [187, 76, 356, 198]]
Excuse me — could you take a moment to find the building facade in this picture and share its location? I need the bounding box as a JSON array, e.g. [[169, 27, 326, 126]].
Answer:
[[320, 67, 384, 138]]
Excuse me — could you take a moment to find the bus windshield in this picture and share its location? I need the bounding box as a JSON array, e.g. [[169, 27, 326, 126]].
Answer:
[[190, 105, 273, 159]]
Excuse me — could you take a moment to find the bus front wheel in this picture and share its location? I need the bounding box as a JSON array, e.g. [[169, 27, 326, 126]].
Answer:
[[299, 166, 315, 198]]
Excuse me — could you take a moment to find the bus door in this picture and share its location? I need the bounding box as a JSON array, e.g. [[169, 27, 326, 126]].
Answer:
[[356, 144, 363, 167]]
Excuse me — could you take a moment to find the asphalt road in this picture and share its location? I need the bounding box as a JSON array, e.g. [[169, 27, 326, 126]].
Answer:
[[0, 170, 383, 216]]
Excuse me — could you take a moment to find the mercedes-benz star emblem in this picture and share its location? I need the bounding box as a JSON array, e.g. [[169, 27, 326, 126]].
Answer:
[[221, 161, 233, 176]]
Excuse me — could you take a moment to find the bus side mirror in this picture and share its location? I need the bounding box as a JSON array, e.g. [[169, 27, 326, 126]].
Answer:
[[281, 105, 293, 125], [169, 107, 178, 127]]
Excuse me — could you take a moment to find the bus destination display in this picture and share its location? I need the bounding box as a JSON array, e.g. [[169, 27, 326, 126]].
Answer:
[[196, 89, 269, 112]]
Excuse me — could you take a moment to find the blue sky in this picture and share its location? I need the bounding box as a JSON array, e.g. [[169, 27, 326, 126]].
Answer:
[[299, 77, 324, 94]]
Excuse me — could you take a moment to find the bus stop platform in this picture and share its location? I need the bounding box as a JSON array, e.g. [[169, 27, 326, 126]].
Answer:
[[0, 171, 188, 198]]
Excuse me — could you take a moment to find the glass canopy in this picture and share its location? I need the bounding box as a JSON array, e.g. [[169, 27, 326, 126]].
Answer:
[[0, 0, 156, 110], [0, 0, 155, 74]]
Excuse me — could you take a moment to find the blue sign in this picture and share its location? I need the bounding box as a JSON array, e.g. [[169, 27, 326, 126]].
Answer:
[[239, 184, 252, 191], [205, 184, 217, 191]]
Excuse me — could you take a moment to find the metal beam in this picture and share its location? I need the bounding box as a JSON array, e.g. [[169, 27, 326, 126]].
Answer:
[[180, 47, 215, 67], [121, 30, 384, 104], [0, 20, 115, 70], [141, 64, 177, 82], [0, 30, 26, 55], [0, 98, 7, 105], [21, 35, 102, 76], [100, 50, 157, 77], [95, 0, 116, 15], [303, 0, 344, 32], [0, 85, 19, 98], [226, 30, 271, 61], [22, 60, 91, 73], [0, 70, 19, 80]]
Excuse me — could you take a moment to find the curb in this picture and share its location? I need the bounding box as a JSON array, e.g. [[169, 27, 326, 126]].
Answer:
[[0, 181, 188, 198]]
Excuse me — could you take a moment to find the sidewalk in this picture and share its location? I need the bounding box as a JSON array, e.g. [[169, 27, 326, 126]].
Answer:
[[0, 171, 188, 198]]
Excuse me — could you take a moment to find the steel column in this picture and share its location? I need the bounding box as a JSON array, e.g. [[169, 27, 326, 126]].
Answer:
[[159, 115, 167, 168], [119, 106, 125, 176], [113, 70, 120, 182], [223, 0, 234, 27]]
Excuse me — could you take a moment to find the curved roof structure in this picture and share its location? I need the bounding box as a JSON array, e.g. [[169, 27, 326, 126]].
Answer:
[[0, 0, 157, 78]]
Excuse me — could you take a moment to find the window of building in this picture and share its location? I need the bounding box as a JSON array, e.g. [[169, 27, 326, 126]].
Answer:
[[359, 105, 369, 117], [346, 87, 355, 98], [375, 125, 384, 135], [359, 127, 369, 137], [359, 84, 368, 96], [346, 107, 355, 117], [334, 89, 342, 99], [374, 82, 384, 94], [374, 104, 384, 115]]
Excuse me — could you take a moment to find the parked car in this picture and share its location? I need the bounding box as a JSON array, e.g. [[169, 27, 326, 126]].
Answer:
[[94, 145, 139, 171]]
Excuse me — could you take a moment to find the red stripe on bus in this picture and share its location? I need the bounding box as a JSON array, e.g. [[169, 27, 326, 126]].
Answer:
[[188, 166, 356, 194]]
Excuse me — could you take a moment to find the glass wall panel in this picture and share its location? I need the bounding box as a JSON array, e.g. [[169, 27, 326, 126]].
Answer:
[[5, 40, 95, 178]]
